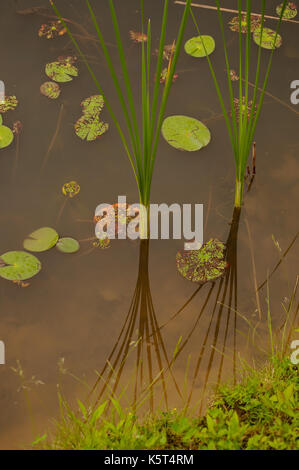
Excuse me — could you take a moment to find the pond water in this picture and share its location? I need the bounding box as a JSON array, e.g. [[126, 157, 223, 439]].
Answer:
[[0, 0, 298, 449]]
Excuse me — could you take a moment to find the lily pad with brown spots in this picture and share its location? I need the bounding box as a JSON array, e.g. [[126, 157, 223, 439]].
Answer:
[[176, 239, 227, 283]]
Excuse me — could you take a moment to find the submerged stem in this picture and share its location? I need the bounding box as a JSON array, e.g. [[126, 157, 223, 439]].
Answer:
[[234, 179, 244, 208]]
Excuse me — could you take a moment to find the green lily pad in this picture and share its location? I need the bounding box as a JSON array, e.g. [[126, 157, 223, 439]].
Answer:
[[176, 239, 227, 283], [184, 35, 215, 58], [162, 115, 211, 151], [40, 81, 61, 99], [81, 95, 105, 115], [74, 114, 109, 141], [253, 27, 282, 50], [23, 227, 59, 252], [0, 125, 14, 149], [276, 2, 297, 19], [45, 58, 78, 83], [0, 96, 18, 113], [0, 251, 41, 281], [56, 237, 80, 254]]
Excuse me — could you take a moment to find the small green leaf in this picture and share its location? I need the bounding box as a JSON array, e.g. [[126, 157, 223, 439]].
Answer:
[[0, 96, 18, 113], [74, 114, 109, 141], [81, 95, 105, 115], [62, 181, 80, 198], [23, 227, 59, 252], [0, 125, 14, 149], [276, 2, 297, 19], [162, 115, 211, 151], [40, 81, 61, 99], [0, 251, 41, 281], [253, 27, 282, 50], [45, 58, 78, 82], [56, 237, 80, 254], [184, 35, 215, 58]]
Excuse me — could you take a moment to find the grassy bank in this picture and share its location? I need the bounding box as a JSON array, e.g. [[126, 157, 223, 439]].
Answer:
[[37, 356, 298, 450]]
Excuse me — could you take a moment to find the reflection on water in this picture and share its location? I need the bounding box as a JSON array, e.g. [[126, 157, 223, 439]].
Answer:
[[90, 239, 181, 411], [0, 0, 298, 449]]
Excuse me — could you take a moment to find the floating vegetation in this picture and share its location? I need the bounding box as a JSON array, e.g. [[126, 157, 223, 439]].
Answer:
[[93, 237, 111, 250], [45, 56, 78, 82], [0, 251, 41, 281], [94, 203, 139, 237], [56, 237, 80, 254], [159, 68, 178, 84], [23, 227, 59, 253], [176, 239, 227, 283], [0, 95, 18, 113], [184, 35, 215, 58], [129, 30, 147, 43], [253, 27, 282, 50], [40, 81, 61, 99], [163, 43, 176, 60], [38, 20, 67, 39], [0, 117, 14, 149], [62, 181, 80, 198], [12, 121, 23, 135], [75, 95, 108, 141], [80, 95, 105, 115], [232, 98, 257, 120], [12, 280, 30, 288], [74, 114, 109, 141], [276, 2, 297, 18], [228, 14, 262, 33], [162, 115, 211, 151], [229, 69, 240, 81]]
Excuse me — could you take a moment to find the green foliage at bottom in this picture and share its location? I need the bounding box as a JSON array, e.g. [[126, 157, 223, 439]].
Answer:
[[38, 357, 298, 450]]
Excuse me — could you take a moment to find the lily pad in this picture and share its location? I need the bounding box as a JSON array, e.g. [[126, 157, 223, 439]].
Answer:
[[0, 125, 14, 149], [0, 251, 41, 281], [23, 227, 59, 252], [40, 81, 61, 99], [276, 2, 297, 19], [81, 95, 105, 115], [56, 237, 80, 254], [176, 239, 227, 283], [184, 35, 215, 58], [62, 181, 80, 198], [74, 114, 109, 141], [229, 14, 263, 33], [253, 27, 282, 50], [162, 115, 211, 151], [0, 95, 18, 113], [45, 58, 78, 83]]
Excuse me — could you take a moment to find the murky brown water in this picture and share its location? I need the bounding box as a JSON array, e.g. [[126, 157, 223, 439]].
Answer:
[[0, 0, 298, 449]]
